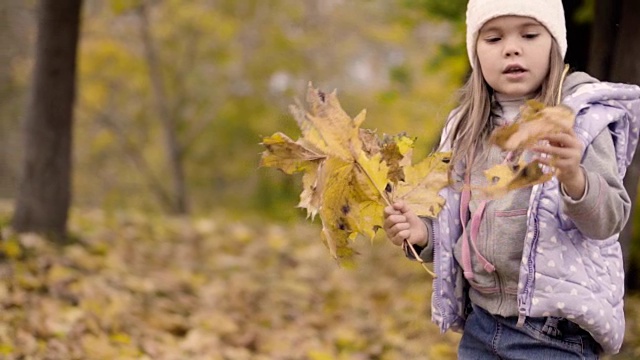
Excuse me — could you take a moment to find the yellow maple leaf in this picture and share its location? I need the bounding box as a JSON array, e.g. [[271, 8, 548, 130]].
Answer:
[[289, 84, 366, 161], [392, 151, 451, 218], [260, 132, 324, 174], [260, 83, 451, 263], [317, 157, 386, 259]]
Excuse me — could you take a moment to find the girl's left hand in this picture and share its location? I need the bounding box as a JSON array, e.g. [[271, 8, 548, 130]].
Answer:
[[532, 129, 585, 199]]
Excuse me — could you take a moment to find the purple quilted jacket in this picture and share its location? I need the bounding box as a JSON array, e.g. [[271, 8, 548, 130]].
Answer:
[[431, 81, 640, 354]]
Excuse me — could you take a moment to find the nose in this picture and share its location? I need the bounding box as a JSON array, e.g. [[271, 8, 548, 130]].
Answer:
[[502, 38, 522, 57], [505, 49, 521, 57]]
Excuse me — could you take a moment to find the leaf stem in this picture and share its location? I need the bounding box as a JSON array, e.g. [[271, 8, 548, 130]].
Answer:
[[404, 239, 437, 277], [354, 157, 436, 278]]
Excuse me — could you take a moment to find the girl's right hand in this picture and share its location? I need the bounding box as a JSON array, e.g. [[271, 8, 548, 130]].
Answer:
[[383, 201, 429, 247]]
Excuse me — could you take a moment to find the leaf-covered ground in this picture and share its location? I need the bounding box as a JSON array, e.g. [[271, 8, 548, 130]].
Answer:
[[0, 204, 460, 359], [0, 203, 639, 359]]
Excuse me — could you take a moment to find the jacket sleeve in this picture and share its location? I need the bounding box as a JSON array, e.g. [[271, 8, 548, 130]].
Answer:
[[561, 128, 631, 239]]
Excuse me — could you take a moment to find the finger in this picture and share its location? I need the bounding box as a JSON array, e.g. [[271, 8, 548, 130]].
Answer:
[[540, 132, 582, 149], [387, 222, 410, 242], [392, 222, 410, 233], [383, 214, 407, 231], [395, 230, 411, 243], [542, 131, 573, 142], [532, 146, 575, 159], [392, 201, 407, 212], [394, 201, 414, 215], [384, 205, 401, 217], [535, 154, 579, 170], [388, 224, 410, 244]]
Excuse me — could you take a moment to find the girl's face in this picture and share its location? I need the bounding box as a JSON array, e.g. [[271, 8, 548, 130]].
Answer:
[[476, 16, 553, 100]]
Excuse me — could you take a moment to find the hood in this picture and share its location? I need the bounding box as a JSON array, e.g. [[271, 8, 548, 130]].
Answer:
[[562, 71, 600, 98], [561, 73, 640, 179]]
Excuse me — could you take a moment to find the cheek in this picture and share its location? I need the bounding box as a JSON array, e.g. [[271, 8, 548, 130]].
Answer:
[[475, 44, 490, 68], [531, 53, 551, 79], [533, 39, 553, 73], [476, 50, 498, 78]]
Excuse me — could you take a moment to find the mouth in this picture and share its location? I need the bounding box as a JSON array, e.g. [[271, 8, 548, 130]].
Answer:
[[503, 64, 528, 74]]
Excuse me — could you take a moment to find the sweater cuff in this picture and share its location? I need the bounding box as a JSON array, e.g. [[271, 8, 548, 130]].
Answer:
[[562, 169, 603, 217], [560, 166, 589, 203], [403, 218, 434, 262]]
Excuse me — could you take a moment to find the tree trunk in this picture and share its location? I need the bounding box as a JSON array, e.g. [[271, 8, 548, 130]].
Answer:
[[586, 0, 621, 79], [138, 2, 188, 214], [609, 0, 640, 85], [12, 0, 82, 239], [563, 0, 591, 72]]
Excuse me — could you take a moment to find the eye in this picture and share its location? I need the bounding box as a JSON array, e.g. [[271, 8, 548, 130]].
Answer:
[[485, 37, 501, 43], [523, 33, 539, 40]]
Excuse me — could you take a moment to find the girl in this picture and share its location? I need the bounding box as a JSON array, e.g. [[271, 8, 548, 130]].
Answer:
[[383, 0, 640, 358]]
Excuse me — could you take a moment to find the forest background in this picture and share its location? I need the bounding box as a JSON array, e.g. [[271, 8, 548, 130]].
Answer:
[[0, 0, 639, 358]]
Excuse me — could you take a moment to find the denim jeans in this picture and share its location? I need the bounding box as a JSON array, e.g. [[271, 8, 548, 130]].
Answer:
[[458, 304, 601, 359]]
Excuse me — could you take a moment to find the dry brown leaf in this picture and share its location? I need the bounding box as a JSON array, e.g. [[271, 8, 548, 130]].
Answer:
[[490, 100, 575, 151], [482, 159, 552, 198], [483, 100, 575, 197]]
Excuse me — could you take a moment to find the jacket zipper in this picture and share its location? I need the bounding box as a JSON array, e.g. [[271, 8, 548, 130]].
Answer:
[[432, 221, 448, 331], [518, 216, 539, 327]]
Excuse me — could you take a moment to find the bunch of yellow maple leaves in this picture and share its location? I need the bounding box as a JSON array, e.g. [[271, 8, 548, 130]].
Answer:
[[261, 84, 575, 262]]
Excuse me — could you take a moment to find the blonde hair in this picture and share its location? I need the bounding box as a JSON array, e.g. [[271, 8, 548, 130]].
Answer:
[[441, 39, 566, 175]]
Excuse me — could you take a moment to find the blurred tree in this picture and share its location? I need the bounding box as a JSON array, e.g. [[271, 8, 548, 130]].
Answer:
[[137, 1, 188, 214], [0, 0, 31, 199], [12, 0, 83, 238], [71, 0, 455, 218]]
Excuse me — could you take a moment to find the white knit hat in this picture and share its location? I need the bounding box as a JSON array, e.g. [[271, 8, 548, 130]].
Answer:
[[466, 0, 567, 67]]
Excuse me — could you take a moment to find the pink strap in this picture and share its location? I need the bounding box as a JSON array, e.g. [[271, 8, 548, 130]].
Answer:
[[460, 155, 496, 281], [470, 201, 495, 273], [460, 180, 474, 279]]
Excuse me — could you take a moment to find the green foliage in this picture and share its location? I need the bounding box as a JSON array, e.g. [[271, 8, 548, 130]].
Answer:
[[403, 0, 467, 22], [574, 0, 595, 24], [69, 0, 465, 216], [1, 0, 468, 216], [109, 0, 142, 14]]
